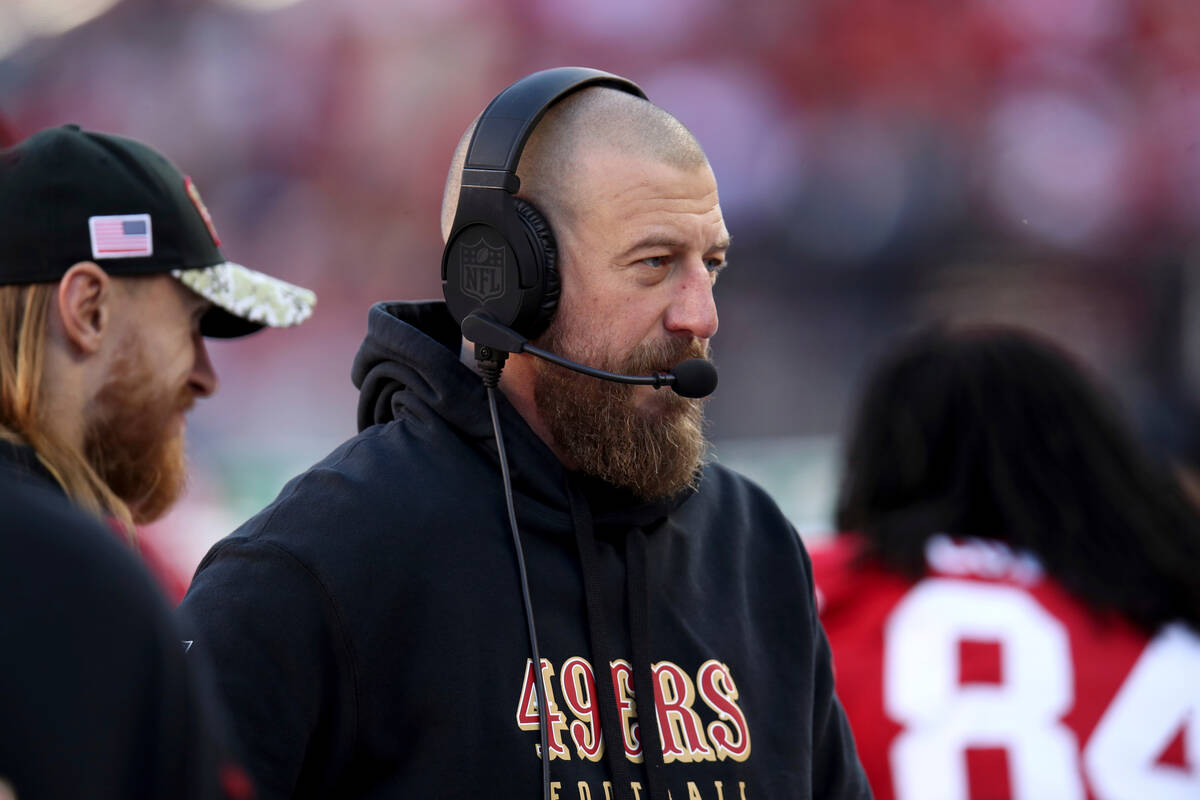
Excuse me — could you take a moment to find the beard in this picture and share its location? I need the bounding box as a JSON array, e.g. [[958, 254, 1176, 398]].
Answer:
[[533, 320, 710, 501], [83, 336, 192, 524]]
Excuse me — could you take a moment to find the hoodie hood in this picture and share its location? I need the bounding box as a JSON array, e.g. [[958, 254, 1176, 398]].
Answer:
[[352, 300, 476, 433], [352, 300, 563, 511]]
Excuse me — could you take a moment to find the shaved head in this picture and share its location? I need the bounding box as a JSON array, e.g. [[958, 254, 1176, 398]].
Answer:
[[441, 87, 708, 242]]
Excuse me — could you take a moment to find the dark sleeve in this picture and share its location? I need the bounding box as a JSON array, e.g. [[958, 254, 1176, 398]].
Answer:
[[799, 539, 874, 799], [0, 506, 242, 800], [178, 537, 356, 800]]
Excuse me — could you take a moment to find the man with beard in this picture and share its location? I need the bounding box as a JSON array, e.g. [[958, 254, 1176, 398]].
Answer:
[[180, 69, 868, 800], [0, 124, 315, 798]]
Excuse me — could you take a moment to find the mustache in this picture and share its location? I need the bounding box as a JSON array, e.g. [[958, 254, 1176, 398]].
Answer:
[[623, 338, 710, 375]]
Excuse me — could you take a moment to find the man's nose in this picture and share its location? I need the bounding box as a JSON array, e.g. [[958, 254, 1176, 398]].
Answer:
[[664, 261, 719, 341], [189, 333, 219, 398]]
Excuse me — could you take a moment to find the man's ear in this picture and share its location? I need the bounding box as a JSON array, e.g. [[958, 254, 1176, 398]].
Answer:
[[55, 262, 112, 355]]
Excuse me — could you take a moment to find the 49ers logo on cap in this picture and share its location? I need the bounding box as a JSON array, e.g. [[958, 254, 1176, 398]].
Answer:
[[185, 176, 221, 247]]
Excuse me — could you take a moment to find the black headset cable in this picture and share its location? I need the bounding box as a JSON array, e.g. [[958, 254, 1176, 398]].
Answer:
[[486, 384, 552, 800]]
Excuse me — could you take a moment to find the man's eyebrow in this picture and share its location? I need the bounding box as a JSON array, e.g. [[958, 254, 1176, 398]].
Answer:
[[709, 234, 732, 254], [617, 233, 733, 261]]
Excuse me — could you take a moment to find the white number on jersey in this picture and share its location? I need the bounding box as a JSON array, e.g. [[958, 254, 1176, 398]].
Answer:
[[1085, 624, 1200, 799], [884, 579, 1200, 799]]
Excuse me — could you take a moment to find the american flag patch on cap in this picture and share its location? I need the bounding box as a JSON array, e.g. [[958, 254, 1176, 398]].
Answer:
[[89, 213, 153, 259]]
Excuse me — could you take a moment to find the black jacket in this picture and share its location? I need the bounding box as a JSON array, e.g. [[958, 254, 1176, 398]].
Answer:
[[0, 441, 240, 800], [180, 301, 869, 800]]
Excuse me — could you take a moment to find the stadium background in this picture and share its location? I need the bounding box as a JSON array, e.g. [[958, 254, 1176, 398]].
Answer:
[[3, 0, 1199, 585]]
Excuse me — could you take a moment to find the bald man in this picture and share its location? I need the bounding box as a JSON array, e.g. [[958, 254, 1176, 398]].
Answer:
[[180, 69, 868, 800]]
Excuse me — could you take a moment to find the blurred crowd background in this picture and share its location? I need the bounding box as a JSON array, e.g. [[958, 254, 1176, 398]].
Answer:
[[4, 0, 1200, 586]]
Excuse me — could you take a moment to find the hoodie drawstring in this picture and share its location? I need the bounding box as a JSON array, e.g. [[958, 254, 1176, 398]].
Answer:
[[568, 483, 637, 800], [567, 482, 669, 800], [626, 526, 669, 800]]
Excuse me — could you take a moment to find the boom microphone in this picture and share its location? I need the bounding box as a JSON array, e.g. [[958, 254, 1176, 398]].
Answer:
[[461, 311, 719, 399], [667, 357, 720, 399]]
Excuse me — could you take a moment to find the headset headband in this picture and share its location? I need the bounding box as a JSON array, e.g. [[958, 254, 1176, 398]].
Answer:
[[460, 67, 647, 195], [442, 67, 647, 339]]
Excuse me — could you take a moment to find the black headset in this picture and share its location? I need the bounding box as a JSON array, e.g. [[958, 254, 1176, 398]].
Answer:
[[441, 67, 647, 340]]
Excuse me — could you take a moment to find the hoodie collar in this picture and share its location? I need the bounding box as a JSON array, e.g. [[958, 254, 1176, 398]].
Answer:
[[569, 470, 695, 531], [0, 438, 65, 495]]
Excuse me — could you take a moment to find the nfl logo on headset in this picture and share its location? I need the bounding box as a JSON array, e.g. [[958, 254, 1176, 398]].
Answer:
[[459, 238, 506, 304]]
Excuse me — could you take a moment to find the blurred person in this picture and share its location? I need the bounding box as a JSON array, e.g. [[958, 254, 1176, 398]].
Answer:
[[180, 68, 869, 799], [811, 324, 1200, 800], [0, 124, 316, 798]]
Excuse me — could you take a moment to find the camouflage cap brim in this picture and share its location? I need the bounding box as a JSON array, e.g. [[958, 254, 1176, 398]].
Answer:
[[172, 262, 316, 339]]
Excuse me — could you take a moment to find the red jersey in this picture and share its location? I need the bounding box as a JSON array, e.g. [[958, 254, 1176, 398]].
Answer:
[[810, 533, 1200, 800]]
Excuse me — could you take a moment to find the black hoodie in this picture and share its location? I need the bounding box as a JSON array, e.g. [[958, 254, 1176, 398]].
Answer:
[[0, 441, 244, 799], [179, 301, 869, 800]]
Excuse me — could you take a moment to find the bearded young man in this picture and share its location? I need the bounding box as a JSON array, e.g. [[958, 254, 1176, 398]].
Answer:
[[0, 124, 315, 799], [180, 69, 868, 800]]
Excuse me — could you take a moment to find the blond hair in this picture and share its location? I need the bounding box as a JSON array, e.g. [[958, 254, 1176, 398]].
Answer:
[[0, 283, 135, 534]]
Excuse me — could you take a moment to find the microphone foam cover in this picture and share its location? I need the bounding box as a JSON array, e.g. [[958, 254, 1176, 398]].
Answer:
[[671, 358, 718, 398]]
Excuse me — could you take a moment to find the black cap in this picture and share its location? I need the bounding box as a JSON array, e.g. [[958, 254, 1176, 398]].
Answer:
[[0, 125, 315, 337]]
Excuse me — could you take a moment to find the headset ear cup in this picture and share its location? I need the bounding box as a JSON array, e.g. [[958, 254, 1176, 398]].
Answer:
[[513, 197, 560, 339]]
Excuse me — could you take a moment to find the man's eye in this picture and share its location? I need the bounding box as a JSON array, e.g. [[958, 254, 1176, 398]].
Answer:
[[706, 258, 727, 274], [642, 256, 668, 268]]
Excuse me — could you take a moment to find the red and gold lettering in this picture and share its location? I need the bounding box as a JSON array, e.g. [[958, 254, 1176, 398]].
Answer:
[[560, 656, 604, 761], [651, 661, 717, 763], [515, 658, 571, 760], [610, 659, 643, 761], [697, 660, 751, 762]]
